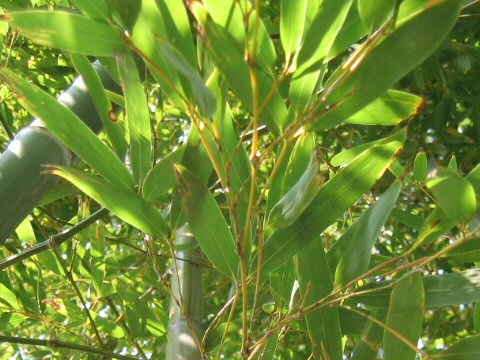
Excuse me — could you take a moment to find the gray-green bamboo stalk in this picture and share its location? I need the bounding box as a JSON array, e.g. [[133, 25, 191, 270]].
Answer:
[[165, 225, 203, 360]]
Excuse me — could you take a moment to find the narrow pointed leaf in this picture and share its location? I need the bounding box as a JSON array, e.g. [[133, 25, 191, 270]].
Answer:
[[268, 155, 325, 230], [156, 38, 216, 117], [311, 0, 462, 132], [331, 138, 382, 167], [260, 128, 406, 273], [296, 242, 343, 360], [51, 167, 167, 238], [351, 309, 388, 360], [426, 167, 477, 225], [70, 54, 127, 158], [3, 11, 125, 56], [346, 90, 425, 126], [383, 272, 424, 360], [108, 0, 142, 33], [0, 68, 134, 189], [174, 165, 238, 277], [333, 180, 401, 288], [70, 0, 111, 21], [358, 0, 396, 33], [117, 52, 153, 185], [440, 334, 480, 360], [280, 0, 308, 59]]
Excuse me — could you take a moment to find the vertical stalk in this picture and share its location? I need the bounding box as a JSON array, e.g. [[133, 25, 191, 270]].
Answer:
[[165, 226, 204, 360]]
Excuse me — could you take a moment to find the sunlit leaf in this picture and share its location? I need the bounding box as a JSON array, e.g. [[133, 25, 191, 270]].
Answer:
[[358, 0, 396, 33], [413, 149, 428, 183], [0, 68, 134, 189], [280, 0, 308, 61], [70, 0, 111, 21], [3, 11, 125, 56]]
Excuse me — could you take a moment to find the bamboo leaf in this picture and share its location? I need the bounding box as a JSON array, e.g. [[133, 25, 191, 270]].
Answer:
[[333, 180, 401, 288], [331, 138, 382, 167], [413, 149, 428, 183], [156, 38, 216, 117], [426, 167, 477, 225], [296, 242, 343, 360], [346, 90, 425, 126], [383, 272, 424, 360], [117, 52, 153, 185], [351, 309, 388, 360], [50, 167, 168, 238], [143, 145, 186, 202], [174, 165, 238, 277], [440, 334, 480, 360], [108, 0, 141, 33], [3, 11, 125, 56], [70, 54, 127, 159], [70, 0, 111, 22], [280, 0, 308, 60], [0, 68, 134, 189], [311, 0, 462, 132], [260, 128, 406, 273], [358, 0, 396, 33], [268, 154, 325, 230]]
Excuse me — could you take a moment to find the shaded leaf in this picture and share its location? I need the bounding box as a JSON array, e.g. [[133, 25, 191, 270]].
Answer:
[[351, 309, 388, 360], [117, 52, 153, 185], [440, 334, 480, 360], [383, 272, 424, 360], [108, 0, 141, 33], [174, 165, 238, 277], [333, 180, 401, 288], [3, 11, 125, 56], [70, 0, 111, 21], [51, 166, 168, 238], [0, 68, 134, 189]]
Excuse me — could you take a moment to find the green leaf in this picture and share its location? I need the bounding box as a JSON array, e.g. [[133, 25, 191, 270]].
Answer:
[[310, 0, 462, 132], [174, 165, 238, 277], [357, 269, 480, 308], [280, 0, 308, 60], [296, 242, 343, 360], [3, 11, 125, 56], [333, 180, 401, 288], [156, 38, 216, 117], [331, 138, 382, 167], [143, 145, 186, 202], [441, 334, 480, 360], [358, 0, 396, 33], [0, 68, 134, 189], [51, 167, 167, 238], [0, 283, 20, 309], [351, 309, 388, 360], [117, 52, 153, 185], [0, 313, 27, 331], [426, 167, 477, 225], [296, 0, 353, 75], [108, 0, 141, 33], [260, 128, 406, 273], [413, 149, 428, 183], [70, 0, 111, 21], [346, 90, 425, 126], [268, 154, 325, 230], [383, 272, 424, 360], [70, 54, 127, 159]]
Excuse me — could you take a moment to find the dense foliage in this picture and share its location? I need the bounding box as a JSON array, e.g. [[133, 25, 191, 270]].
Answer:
[[1, 1, 480, 359]]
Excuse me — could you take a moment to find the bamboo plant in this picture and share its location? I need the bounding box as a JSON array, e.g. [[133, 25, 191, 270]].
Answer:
[[1, 0, 480, 359]]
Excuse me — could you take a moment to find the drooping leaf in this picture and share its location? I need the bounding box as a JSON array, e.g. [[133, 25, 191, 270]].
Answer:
[[333, 180, 401, 288], [70, 54, 127, 159], [174, 165, 238, 277], [309, 0, 462, 132], [51, 166, 168, 238], [296, 242, 343, 360], [156, 38, 216, 117], [426, 167, 477, 225], [260, 128, 406, 273], [413, 149, 428, 183], [3, 11, 126, 56], [0, 68, 134, 189], [117, 52, 153, 185], [346, 90, 425, 126], [383, 272, 424, 360], [358, 0, 396, 33]]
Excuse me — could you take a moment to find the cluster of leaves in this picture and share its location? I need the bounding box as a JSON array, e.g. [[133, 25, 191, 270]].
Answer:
[[1, 0, 480, 359]]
